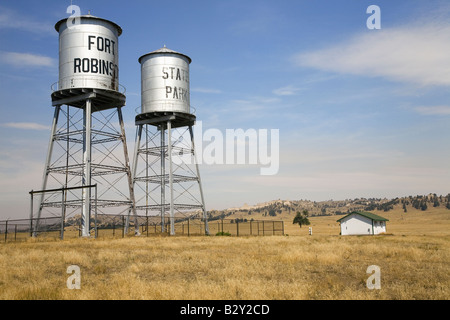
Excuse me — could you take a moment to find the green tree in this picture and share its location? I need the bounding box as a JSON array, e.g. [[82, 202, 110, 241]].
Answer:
[[421, 201, 428, 211], [293, 210, 310, 228], [433, 199, 440, 207]]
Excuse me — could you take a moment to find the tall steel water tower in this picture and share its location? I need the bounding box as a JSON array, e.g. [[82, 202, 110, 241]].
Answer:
[[132, 46, 209, 235], [32, 14, 138, 237]]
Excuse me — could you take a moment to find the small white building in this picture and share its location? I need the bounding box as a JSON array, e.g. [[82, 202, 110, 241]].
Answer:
[[337, 211, 388, 235]]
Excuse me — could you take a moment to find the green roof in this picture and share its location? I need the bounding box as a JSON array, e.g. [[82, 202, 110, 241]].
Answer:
[[336, 211, 389, 223]]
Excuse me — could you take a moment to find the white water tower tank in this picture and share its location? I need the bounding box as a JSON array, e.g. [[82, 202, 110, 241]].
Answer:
[[139, 46, 192, 114], [54, 14, 122, 92]]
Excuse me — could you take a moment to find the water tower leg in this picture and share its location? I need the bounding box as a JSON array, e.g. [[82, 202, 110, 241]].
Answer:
[[131, 125, 142, 184], [160, 123, 165, 233], [34, 105, 61, 236], [189, 126, 209, 235], [131, 124, 143, 233], [167, 121, 175, 235], [81, 99, 92, 237], [118, 107, 140, 236]]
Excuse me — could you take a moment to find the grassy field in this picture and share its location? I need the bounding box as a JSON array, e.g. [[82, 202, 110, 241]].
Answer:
[[0, 207, 449, 300]]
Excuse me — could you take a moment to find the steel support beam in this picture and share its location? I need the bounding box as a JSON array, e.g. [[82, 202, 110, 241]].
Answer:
[[81, 99, 92, 237], [34, 105, 61, 236], [160, 123, 165, 233], [168, 121, 175, 235], [118, 107, 140, 235], [189, 125, 209, 235]]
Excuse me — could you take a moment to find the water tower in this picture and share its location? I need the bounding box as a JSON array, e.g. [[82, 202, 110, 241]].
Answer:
[[32, 14, 139, 237], [132, 46, 209, 235]]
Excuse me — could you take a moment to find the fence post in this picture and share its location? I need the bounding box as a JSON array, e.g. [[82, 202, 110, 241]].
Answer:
[[4, 220, 8, 242], [236, 220, 239, 237], [14, 224, 17, 241], [60, 187, 65, 240], [273, 221, 275, 236], [262, 221, 265, 236], [187, 218, 190, 237], [29, 190, 33, 237], [122, 216, 125, 238], [250, 220, 253, 236], [94, 184, 98, 238]]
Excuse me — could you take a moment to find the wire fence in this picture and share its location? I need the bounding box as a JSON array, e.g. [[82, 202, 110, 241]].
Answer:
[[0, 215, 284, 242]]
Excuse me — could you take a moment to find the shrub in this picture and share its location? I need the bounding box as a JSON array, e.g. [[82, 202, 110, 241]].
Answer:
[[216, 231, 231, 236]]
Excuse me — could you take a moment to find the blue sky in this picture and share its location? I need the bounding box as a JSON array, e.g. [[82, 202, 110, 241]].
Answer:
[[0, 0, 449, 219]]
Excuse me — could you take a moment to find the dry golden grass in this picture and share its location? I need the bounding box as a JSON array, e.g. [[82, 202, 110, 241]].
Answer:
[[0, 208, 449, 300]]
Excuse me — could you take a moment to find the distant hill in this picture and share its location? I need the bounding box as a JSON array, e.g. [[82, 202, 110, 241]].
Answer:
[[62, 193, 450, 226], [207, 193, 450, 221]]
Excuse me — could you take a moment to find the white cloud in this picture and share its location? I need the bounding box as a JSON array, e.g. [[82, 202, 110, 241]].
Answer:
[[414, 106, 450, 116], [0, 5, 54, 35], [192, 87, 223, 94], [273, 85, 302, 96], [1, 122, 50, 130], [0, 51, 55, 68], [295, 23, 450, 87]]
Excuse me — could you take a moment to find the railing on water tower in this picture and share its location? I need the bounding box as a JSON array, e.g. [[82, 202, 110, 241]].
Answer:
[[51, 81, 127, 94]]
